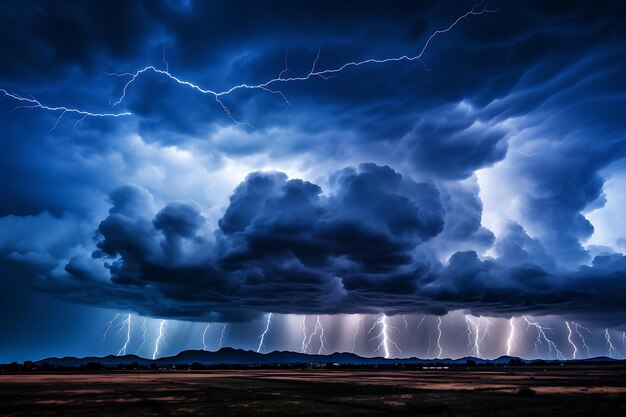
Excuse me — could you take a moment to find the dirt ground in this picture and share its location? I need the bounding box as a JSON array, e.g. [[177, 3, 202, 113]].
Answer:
[[2, 365, 626, 416]]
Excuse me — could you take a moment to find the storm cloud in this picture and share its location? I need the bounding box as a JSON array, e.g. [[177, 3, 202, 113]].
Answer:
[[1, 0, 626, 330]]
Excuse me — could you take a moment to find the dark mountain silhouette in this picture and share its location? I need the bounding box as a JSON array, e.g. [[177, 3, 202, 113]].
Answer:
[[31, 348, 622, 367]]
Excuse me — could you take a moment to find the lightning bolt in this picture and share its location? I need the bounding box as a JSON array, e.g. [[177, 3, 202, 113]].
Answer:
[[256, 313, 272, 353], [565, 321, 577, 360], [0, 88, 132, 120], [570, 322, 592, 358], [368, 314, 402, 359], [604, 328, 622, 359], [522, 316, 564, 360], [316, 315, 327, 355], [506, 317, 516, 356], [219, 323, 227, 348], [300, 316, 309, 353], [116, 314, 132, 356], [436, 316, 443, 359], [402, 315, 410, 335], [201, 323, 210, 351], [1, 3, 494, 127], [152, 319, 166, 360], [351, 314, 365, 354], [417, 315, 426, 329], [135, 318, 147, 354], [101, 313, 120, 341], [464, 315, 483, 359]]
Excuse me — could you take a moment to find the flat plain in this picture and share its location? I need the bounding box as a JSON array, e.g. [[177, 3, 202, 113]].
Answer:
[[1, 365, 625, 416]]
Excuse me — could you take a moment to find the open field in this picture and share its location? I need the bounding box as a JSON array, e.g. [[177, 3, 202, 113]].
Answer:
[[2, 365, 626, 416]]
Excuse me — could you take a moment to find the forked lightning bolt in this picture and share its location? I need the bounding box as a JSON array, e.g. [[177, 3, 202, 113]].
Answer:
[[219, 324, 227, 348], [571, 322, 592, 358], [605, 328, 622, 359], [257, 313, 272, 353], [351, 314, 365, 354], [152, 320, 166, 360], [302, 315, 327, 354], [102, 313, 120, 341], [300, 316, 309, 353], [201, 323, 210, 351], [522, 316, 564, 360], [136, 317, 147, 354], [1, 3, 494, 127], [565, 321, 577, 359], [116, 314, 132, 356], [368, 314, 402, 359], [464, 315, 488, 359]]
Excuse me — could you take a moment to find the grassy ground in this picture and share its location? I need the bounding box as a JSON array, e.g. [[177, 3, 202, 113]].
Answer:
[[1, 365, 625, 416]]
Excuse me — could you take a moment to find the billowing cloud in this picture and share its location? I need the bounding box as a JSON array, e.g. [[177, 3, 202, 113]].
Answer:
[[1, 0, 626, 336]]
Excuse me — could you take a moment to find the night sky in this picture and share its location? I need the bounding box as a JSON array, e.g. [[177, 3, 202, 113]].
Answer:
[[1, 0, 626, 363]]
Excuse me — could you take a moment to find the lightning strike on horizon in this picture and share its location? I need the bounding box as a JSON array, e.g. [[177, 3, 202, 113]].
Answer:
[[1, 3, 494, 127], [571, 322, 592, 358], [565, 321, 577, 359], [506, 318, 516, 356], [101, 313, 120, 341], [201, 323, 210, 351], [436, 316, 443, 359], [135, 318, 147, 354], [219, 324, 227, 348], [464, 315, 483, 359], [256, 313, 272, 353], [116, 314, 132, 356], [316, 315, 328, 355], [604, 328, 622, 359], [300, 316, 309, 353], [152, 320, 166, 360], [368, 314, 402, 359], [522, 316, 564, 360], [351, 314, 365, 354]]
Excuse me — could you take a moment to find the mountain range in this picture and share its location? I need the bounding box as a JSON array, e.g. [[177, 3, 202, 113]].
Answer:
[[32, 348, 621, 367]]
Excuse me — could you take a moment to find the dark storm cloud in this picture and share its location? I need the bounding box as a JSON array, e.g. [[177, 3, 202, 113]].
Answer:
[[2, 167, 620, 324], [1, 0, 626, 325]]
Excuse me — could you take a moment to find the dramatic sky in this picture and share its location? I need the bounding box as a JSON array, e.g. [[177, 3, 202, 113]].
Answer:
[[1, 0, 626, 362]]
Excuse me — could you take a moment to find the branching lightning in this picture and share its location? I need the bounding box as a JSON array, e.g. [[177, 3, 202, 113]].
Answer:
[[135, 318, 147, 354], [101, 313, 120, 341], [403, 315, 410, 335], [300, 316, 309, 353], [465, 314, 491, 359], [368, 314, 402, 359], [1, 3, 494, 127], [219, 323, 227, 348], [0, 88, 132, 120], [201, 323, 210, 351], [571, 322, 592, 358], [565, 321, 577, 359], [351, 314, 365, 354], [256, 313, 272, 353], [506, 318, 516, 356], [116, 314, 132, 356], [315, 315, 327, 355], [152, 320, 166, 360], [302, 315, 327, 354], [604, 328, 622, 359], [522, 316, 564, 360]]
